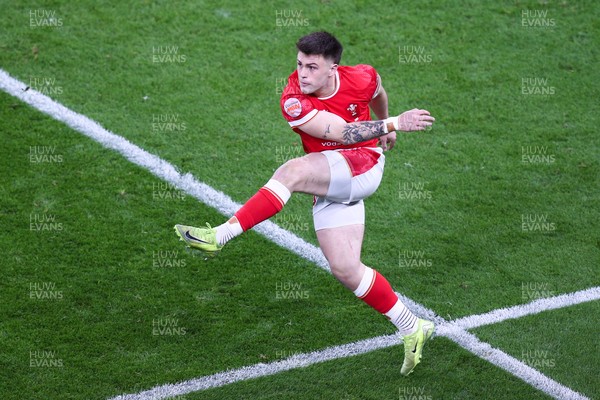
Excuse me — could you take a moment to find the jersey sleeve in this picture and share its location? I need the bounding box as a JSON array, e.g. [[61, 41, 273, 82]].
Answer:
[[354, 64, 380, 100], [280, 94, 318, 127]]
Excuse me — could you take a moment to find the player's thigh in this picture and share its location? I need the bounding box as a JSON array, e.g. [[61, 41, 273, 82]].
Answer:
[[272, 152, 330, 196]]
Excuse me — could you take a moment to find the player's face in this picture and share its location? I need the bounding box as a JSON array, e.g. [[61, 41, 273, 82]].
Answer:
[[296, 52, 337, 96]]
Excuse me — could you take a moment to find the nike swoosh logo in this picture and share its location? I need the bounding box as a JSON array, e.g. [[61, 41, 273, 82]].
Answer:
[[185, 230, 210, 244], [411, 343, 418, 353]]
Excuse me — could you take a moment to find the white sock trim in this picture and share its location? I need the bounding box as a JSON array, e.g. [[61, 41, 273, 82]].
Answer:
[[264, 179, 291, 205], [353, 266, 375, 297], [386, 299, 418, 335], [216, 220, 243, 246]]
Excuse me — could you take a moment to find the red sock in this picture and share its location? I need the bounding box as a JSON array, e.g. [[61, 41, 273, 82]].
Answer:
[[353, 267, 418, 334], [234, 180, 291, 231], [353, 268, 398, 314]]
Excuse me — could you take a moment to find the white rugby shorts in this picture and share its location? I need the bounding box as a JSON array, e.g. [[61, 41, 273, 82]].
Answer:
[[313, 147, 385, 231]]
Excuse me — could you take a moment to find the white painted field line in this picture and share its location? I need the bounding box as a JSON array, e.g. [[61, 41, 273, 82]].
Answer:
[[109, 333, 400, 400], [450, 286, 600, 331], [0, 68, 592, 400]]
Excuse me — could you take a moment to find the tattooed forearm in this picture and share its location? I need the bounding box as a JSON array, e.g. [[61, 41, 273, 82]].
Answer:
[[341, 121, 386, 145], [324, 124, 331, 138]]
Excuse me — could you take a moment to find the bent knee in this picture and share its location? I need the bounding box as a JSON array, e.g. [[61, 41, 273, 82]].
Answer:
[[272, 158, 303, 189], [273, 155, 327, 193], [329, 261, 363, 289], [279, 157, 307, 175]]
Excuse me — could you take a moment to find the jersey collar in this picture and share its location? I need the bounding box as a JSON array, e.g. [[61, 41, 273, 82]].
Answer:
[[318, 70, 340, 100]]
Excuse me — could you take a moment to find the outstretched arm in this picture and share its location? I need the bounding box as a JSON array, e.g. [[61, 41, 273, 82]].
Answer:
[[300, 107, 435, 146]]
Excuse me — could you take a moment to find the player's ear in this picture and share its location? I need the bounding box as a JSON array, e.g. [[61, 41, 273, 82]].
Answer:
[[330, 63, 338, 76]]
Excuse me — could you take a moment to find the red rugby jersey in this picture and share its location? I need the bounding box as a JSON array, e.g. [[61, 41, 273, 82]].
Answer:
[[280, 64, 381, 154]]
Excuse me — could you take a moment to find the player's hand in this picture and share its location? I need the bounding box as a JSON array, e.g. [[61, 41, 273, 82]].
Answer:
[[379, 132, 397, 151], [397, 108, 435, 132]]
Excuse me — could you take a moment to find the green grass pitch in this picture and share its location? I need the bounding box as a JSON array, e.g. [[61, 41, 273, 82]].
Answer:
[[0, 1, 599, 399]]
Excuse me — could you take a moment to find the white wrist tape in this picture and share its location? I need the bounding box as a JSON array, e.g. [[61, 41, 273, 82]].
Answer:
[[383, 117, 399, 133]]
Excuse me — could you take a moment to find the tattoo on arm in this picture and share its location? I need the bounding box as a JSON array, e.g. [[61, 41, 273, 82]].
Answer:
[[324, 124, 330, 138], [341, 121, 385, 145]]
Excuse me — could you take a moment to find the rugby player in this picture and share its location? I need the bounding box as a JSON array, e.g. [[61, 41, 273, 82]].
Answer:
[[175, 31, 435, 376]]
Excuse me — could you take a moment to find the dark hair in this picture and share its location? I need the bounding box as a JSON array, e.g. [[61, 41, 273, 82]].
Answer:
[[296, 31, 343, 64]]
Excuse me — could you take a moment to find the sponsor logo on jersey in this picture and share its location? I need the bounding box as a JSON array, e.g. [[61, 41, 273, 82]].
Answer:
[[284, 97, 302, 118]]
